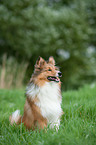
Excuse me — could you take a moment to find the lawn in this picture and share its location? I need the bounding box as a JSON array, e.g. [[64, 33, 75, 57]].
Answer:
[[0, 84, 96, 145]]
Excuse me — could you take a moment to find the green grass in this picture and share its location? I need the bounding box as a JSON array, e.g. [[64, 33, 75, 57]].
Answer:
[[0, 84, 96, 145]]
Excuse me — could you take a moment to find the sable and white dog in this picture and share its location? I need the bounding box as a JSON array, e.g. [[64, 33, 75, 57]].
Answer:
[[9, 56, 63, 130]]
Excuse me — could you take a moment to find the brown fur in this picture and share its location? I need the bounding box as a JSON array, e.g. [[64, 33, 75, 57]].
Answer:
[[9, 56, 62, 130], [17, 97, 47, 130]]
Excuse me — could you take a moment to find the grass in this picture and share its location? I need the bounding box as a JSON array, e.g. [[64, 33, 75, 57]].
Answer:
[[0, 84, 96, 145]]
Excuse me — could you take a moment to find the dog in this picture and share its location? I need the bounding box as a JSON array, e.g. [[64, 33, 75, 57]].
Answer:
[[9, 56, 63, 130]]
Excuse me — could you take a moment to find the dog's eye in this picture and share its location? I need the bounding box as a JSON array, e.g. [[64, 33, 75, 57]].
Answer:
[[48, 69, 52, 71], [55, 67, 59, 71]]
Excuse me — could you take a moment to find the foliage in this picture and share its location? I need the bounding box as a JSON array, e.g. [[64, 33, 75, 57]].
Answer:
[[0, 54, 28, 89], [0, 0, 96, 89], [84, 0, 96, 46], [0, 84, 96, 144]]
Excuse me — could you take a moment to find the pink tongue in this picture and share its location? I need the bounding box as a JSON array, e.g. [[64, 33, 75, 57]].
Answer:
[[50, 77, 58, 81], [52, 77, 55, 80], [50, 77, 55, 80]]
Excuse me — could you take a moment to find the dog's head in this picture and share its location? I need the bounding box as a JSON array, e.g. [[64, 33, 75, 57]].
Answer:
[[31, 56, 62, 86]]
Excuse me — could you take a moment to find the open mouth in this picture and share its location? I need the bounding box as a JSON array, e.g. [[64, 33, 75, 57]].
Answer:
[[47, 76, 59, 83]]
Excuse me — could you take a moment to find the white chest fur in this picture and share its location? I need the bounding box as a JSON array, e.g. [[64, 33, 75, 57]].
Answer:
[[26, 82, 62, 127]]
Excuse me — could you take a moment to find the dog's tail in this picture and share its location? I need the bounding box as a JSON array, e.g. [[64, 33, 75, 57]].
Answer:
[[9, 110, 21, 125]]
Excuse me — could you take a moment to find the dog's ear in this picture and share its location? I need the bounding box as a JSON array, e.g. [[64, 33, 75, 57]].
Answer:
[[48, 56, 55, 65], [35, 56, 46, 69]]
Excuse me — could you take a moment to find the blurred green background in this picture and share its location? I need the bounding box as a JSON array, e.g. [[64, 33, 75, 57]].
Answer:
[[0, 0, 96, 90]]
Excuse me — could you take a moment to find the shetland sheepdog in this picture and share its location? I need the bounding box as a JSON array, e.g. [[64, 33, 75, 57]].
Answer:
[[9, 56, 63, 130]]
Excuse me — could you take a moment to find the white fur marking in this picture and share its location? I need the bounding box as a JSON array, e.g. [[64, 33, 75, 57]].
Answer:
[[10, 110, 20, 124], [26, 83, 39, 99], [26, 82, 62, 129]]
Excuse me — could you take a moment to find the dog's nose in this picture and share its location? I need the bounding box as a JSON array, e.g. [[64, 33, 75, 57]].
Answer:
[[58, 71, 62, 77]]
